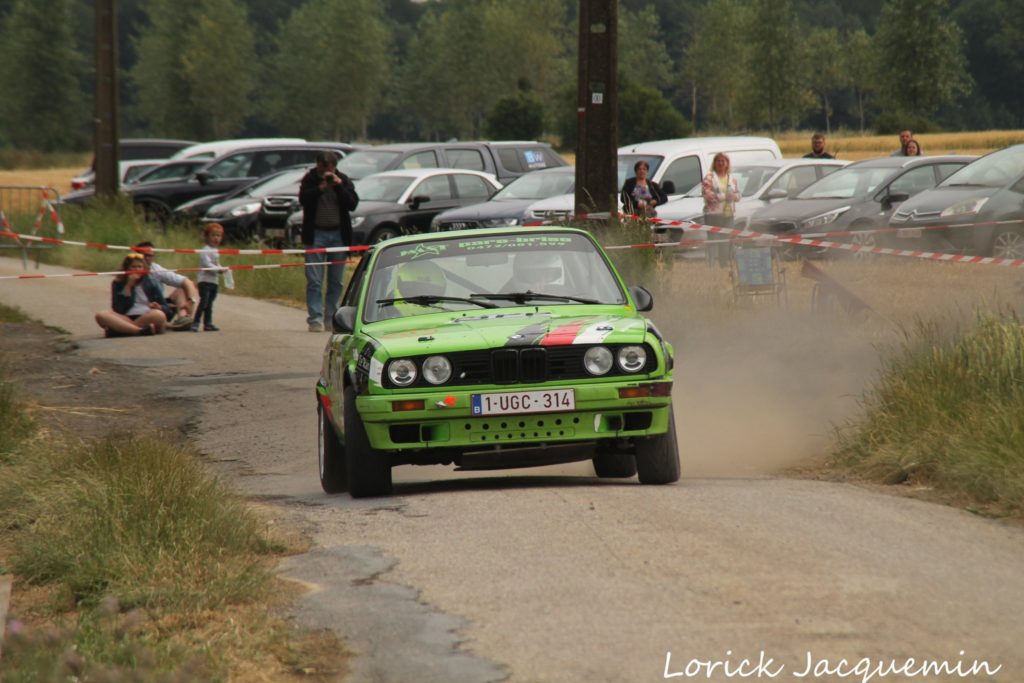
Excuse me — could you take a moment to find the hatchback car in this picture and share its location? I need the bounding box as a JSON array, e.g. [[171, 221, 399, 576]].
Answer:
[[749, 155, 973, 253], [316, 227, 679, 497], [889, 144, 1024, 258], [186, 166, 307, 240], [287, 168, 503, 245], [429, 166, 576, 231]]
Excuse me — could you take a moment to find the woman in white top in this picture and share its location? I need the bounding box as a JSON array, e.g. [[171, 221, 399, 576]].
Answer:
[[700, 152, 742, 265]]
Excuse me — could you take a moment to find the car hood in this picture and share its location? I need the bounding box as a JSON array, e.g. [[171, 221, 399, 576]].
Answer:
[[657, 197, 705, 221], [363, 308, 649, 358], [894, 185, 1000, 215], [752, 197, 859, 223], [435, 199, 535, 222], [204, 196, 259, 217]]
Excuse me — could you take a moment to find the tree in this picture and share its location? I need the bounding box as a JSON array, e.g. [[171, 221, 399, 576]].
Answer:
[[737, 0, 814, 132], [0, 0, 87, 151], [268, 0, 391, 140], [618, 5, 674, 91], [618, 81, 691, 146], [873, 0, 971, 118], [132, 0, 258, 139], [681, 0, 749, 129], [805, 28, 848, 134], [486, 83, 545, 140], [844, 29, 876, 132]]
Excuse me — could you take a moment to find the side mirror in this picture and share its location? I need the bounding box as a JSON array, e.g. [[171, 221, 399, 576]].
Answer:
[[763, 189, 788, 200], [332, 306, 357, 334], [195, 171, 211, 186], [408, 194, 430, 209], [628, 285, 653, 312], [884, 191, 910, 209], [661, 181, 676, 195]]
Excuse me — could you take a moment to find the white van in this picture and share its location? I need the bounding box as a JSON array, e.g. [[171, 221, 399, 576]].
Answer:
[[526, 136, 782, 220], [170, 137, 307, 160]]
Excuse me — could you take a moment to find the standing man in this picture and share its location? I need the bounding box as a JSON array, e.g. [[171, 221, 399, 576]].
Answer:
[[299, 151, 358, 332], [133, 241, 199, 330], [803, 133, 835, 159], [891, 129, 912, 156]]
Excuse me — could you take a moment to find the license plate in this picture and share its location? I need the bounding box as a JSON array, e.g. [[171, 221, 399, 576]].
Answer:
[[895, 227, 923, 239], [471, 389, 575, 416]]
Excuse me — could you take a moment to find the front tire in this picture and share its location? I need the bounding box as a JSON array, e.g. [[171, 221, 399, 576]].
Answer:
[[343, 385, 393, 498], [991, 228, 1024, 259], [319, 402, 347, 493], [369, 225, 401, 244], [592, 443, 637, 478], [635, 406, 680, 485]]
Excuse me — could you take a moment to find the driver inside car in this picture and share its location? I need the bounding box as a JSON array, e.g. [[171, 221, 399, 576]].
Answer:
[[384, 260, 447, 317], [503, 251, 566, 294]]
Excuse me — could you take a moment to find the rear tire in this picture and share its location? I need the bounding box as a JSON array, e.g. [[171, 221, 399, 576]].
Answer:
[[318, 402, 347, 493], [592, 444, 637, 478], [991, 228, 1024, 259], [635, 405, 680, 485], [343, 385, 393, 498]]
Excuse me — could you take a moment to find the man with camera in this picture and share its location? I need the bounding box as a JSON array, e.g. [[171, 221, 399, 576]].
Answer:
[[299, 151, 359, 332]]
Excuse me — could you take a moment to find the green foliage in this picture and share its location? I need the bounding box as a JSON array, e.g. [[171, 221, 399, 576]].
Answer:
[[269, 0, 392, 140], [805, 28, 849, 133], [0, 0, 88, 151], [835, 313, 1024, 511], [618, 5, 674, 91], [873, 110, 938, 135], [873, 0, 972, 118], [486, 93, 545, 141], [683, 0, 750, 129], [618, 81, 692, 146], [133, 0, 258, 140], [0, 360, 33, 460]]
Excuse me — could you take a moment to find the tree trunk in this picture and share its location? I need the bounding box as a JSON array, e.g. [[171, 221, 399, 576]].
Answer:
[[691, 81, 698, 130]]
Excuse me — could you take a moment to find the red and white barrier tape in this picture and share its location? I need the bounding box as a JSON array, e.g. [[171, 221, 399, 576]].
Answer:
[[0, 229, 369, 256], [0, 259, 356, 281]]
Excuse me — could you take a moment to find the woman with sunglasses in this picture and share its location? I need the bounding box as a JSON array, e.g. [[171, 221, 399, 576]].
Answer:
[[94, 253, 172, 337]]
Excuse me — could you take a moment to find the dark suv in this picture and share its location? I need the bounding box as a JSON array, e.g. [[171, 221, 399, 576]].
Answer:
[[124, 142, 356, 222], [72, 138, 198, 190], [335, 141, 567, 184]]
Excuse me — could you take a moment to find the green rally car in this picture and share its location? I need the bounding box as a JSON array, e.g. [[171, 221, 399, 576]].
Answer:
[[316, 227, 678, 498]]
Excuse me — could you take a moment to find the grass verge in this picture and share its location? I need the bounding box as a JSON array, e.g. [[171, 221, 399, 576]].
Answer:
[[0, 321, 343, 680], [833, 311, 1024, 516]]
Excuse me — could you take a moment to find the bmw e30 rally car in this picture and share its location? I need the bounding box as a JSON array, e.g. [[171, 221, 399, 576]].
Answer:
[[316, 227, 678, 498]]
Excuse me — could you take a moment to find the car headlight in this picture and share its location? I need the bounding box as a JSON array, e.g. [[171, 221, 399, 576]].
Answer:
[[387, 359, 417, 386], [802, 206, 850, 229], [421, 355, 452, 385], [351, 216, 365, 228], [617, 345, 647, 373], [481, 217, 519, 227], [229, 202, 262, 217], [940, 197, 988, 218], [584, 346, 614, 375]]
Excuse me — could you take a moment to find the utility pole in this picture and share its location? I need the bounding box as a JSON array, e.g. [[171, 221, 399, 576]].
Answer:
[[575, 0, 618, 217], [95, 0, 119, 198]]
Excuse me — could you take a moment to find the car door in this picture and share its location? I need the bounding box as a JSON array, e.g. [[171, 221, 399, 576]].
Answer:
[[452, 173, 497, 206], [401, 174, 460, 233], [875, 164, 940, 222], [443, 147, 495, 176], [657, 154, 703, 198]]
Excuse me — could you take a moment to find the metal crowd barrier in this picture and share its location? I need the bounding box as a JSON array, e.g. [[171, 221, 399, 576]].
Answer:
[[0, 185, 63, 268]]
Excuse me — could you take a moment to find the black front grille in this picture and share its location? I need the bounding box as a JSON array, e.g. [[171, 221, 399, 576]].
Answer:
[[381, 344, 656, 388]]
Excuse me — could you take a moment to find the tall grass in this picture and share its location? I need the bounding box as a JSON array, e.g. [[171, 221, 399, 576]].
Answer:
[[834, 312, 1024, 511]]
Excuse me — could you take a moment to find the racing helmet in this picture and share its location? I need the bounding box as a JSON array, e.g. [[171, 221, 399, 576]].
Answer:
[[395, 260, 446, 298], [512, 251, 563, 287]]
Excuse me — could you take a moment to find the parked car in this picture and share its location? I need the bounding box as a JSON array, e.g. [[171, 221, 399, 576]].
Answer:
[[61, 159, 199, 206], [657, 158, 848, 228], [286, 168, 503, 245], [71, 138, 197, 190], [175, 167, 306, 240], [429, 166, 576, 231], [523, 136, 783, 222], [128, 159, 209, 185], [125, 142, 355, 222], [889, 144, 1024, 258], [335, 141, 567, 184], [168, 137, 307, 161], [748, 155, 974, 255], [316, 226, 678, 497]]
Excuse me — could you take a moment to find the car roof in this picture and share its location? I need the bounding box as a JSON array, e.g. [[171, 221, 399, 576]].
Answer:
[[619, 136, 781, 155], [358, 168, 499, 181], [736, 158, 848, 169], [201, 142, 353, 164], [846, 155, 977, 168]]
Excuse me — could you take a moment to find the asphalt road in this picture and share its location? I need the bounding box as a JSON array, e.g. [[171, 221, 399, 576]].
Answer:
[[2, 255, 1022, 683]]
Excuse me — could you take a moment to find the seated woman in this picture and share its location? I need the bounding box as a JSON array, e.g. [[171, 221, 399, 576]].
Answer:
[[95, 253, 172, 337]]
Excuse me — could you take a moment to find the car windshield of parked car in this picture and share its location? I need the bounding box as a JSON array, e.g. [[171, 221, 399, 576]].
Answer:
[[938, 146, 1024, 189], [354, 175, 414, 203], [133, 160, 206, 184], [617, 155, 664, 186], [797, 166, 892, 200], [491, 172, 574, 201], [363, 233, 626, 322], [240, 168, 305, 197], [337, 151, 402, 179]]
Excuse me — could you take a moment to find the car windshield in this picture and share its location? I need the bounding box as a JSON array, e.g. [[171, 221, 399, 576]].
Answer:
[[797, 166, 893, 199], [354, 175, 414, 202], [337, 150, 402, 179], [242, 168, 305, 197], [133, 161, 205, 184], [363, 232, 626, 322], [939, 146, 1024, 189], [617, 155, 664, 186], [491, 172, 575, 200]]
